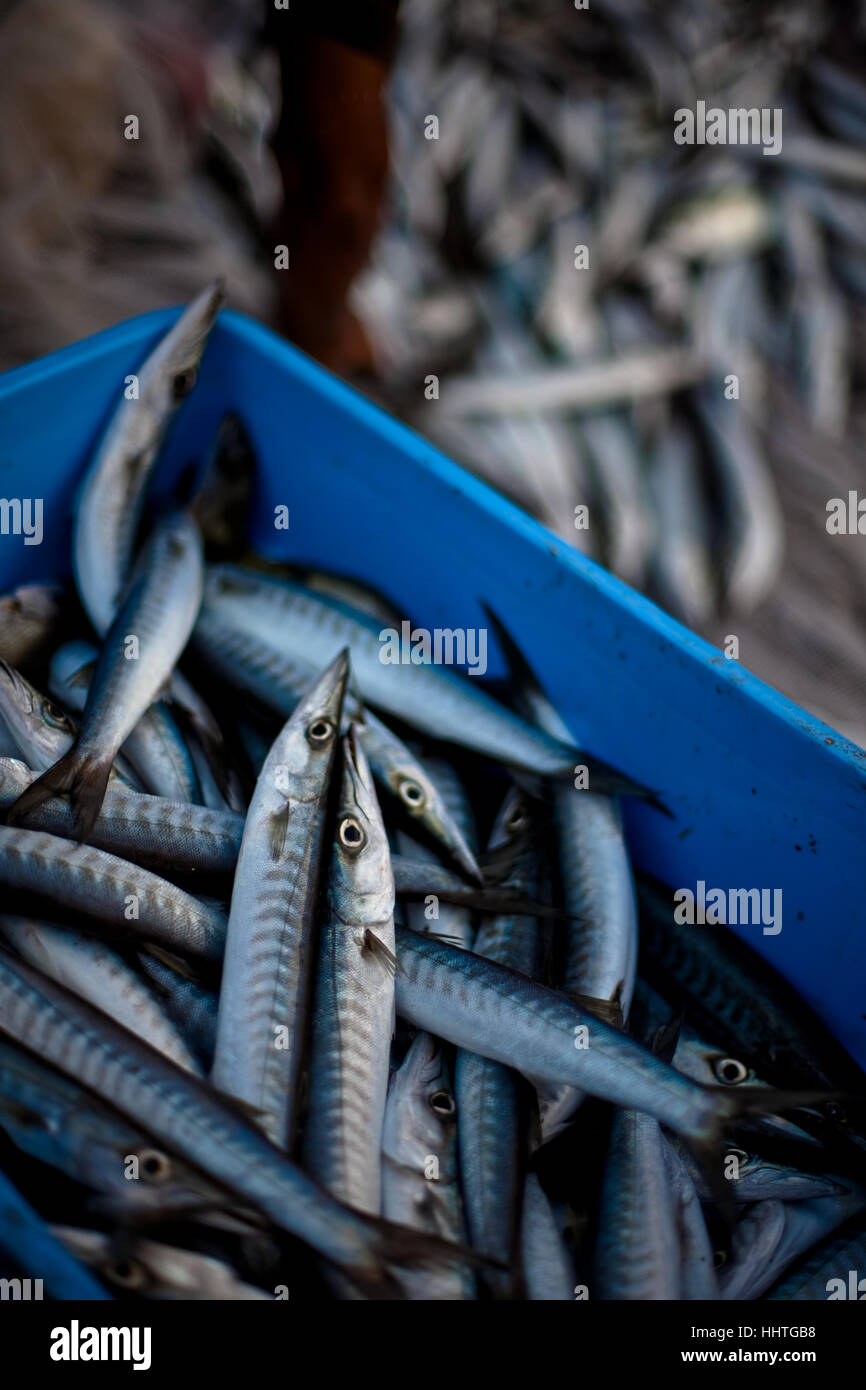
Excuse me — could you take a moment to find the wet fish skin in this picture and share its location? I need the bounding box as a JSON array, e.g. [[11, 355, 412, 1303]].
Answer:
[[595, 1108, 682, 1300], [211, 651, 349, 1150], [12, 512, 204, 840], [51, 641, 203, 804], [54, 1227, 270, 1301], [0, 1038, 229, 1219], [73, 281, 223, 635], [765, 1213, 866, 1300], [520, 1172, 575, 1301], [393, 926, 785, 1144], [199, 564, 630, 785], [193, 608, 483, 881], [0, 825, 226, 961], [0, 757, 242, 876], [0, 947, 466, 1292], [137, 951, 218, 1072], [304, 728, 396, 1215], [381, 1031, 472, 1300], [0, 915, 201, 1074], [0, 658, 78, 771]]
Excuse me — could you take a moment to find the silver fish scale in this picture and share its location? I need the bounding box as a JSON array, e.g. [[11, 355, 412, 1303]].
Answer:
[[214, 827, 315, 1135], [0, 826, 224, 960], [211, 654, 347, 1149], [595, 1109, 682, 1300], [306, 944, 393, 1215], [0, 953, 385, 1274], [395, 928, 725, 1139], [203, 567, 579, 776]]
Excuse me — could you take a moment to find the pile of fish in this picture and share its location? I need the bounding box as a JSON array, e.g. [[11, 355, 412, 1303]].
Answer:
[[353, 0, 866, 623], [0, 285, 864, 1302]]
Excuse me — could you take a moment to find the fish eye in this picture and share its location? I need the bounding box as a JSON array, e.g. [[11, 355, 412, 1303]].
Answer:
[[41, 700, 71, 730], [714, 1057, 749, 1085], [307, 717, 335, 747], [398, 778, 426, 811], [429, 1089, 456, 1117], [824, 1101, 847, 1124], [106, 1257, 148, 1290], [713, 1250, 727, 1269], [172, 368, 197, 400], [138, 1147, 172, 1183], [339, 816, 366, 852]]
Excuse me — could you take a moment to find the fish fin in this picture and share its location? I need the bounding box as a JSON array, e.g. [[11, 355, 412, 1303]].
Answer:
[[7, 746, 112, 843], [424, 930, 467, 948], [66, 660, 95, 690], [571, 990, 626, 1031], [211, 1089, 271, 1125], [140, 943, 197, 981], [267, 803, 291, 861], [359, 929, 401, 977], [685, 1086, 840, 1229], [341, 1215, 500, 1298]]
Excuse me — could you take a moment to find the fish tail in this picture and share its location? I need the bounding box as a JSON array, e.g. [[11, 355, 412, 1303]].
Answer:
[[344, 1215, 498, 1297], [684, 1086, 836, 1226], [8, 746, 112, 843]]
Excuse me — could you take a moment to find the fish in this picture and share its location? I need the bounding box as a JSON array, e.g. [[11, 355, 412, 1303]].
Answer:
[[0, 915, 201, 1073], [210, 651, 349, 1150], [73, 281, 222, 635], [50, 642, 203, 804], [595, 1108, 682, 1300], [0, 825, 226, 961], [393, 926, 816, 1146], [381, 1031, 473, 1300], [0, 583, 62, 668], [53, 1228, 271, 1300], [11, 511, 204, 839], [198, 563, 656, 796], [456, 789, 539, 1288], [0, 946, 475, 1295], [765, 1213, 866, 1300], [303, 728, 396, 1215], [0, 756, 242, 876], [192, 606, 484, 880], [137, 950, 218, 1072], [0, 1038, 231, 1220], [520, 1173, 575, 1301], [0, 659, 138, 786]]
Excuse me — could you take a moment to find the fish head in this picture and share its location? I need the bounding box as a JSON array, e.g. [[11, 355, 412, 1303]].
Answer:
[[384, 1030, 457, 1165], [331, 725, 394, 922], [488, 785, 533, 852], [0, 583, 61, 627], [265, 649, 349, 787], [0, 660, 76, 769], [371, 726, 481, 882], [147, 280, 225, 414]]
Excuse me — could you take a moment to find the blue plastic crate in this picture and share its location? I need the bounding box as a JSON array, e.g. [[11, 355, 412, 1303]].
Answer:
[[1, 306, 865, 1067]]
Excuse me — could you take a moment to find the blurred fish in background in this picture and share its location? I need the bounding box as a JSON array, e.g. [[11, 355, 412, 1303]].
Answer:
[[1, 0, 865, 742], [347, 0, 866, 744]]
